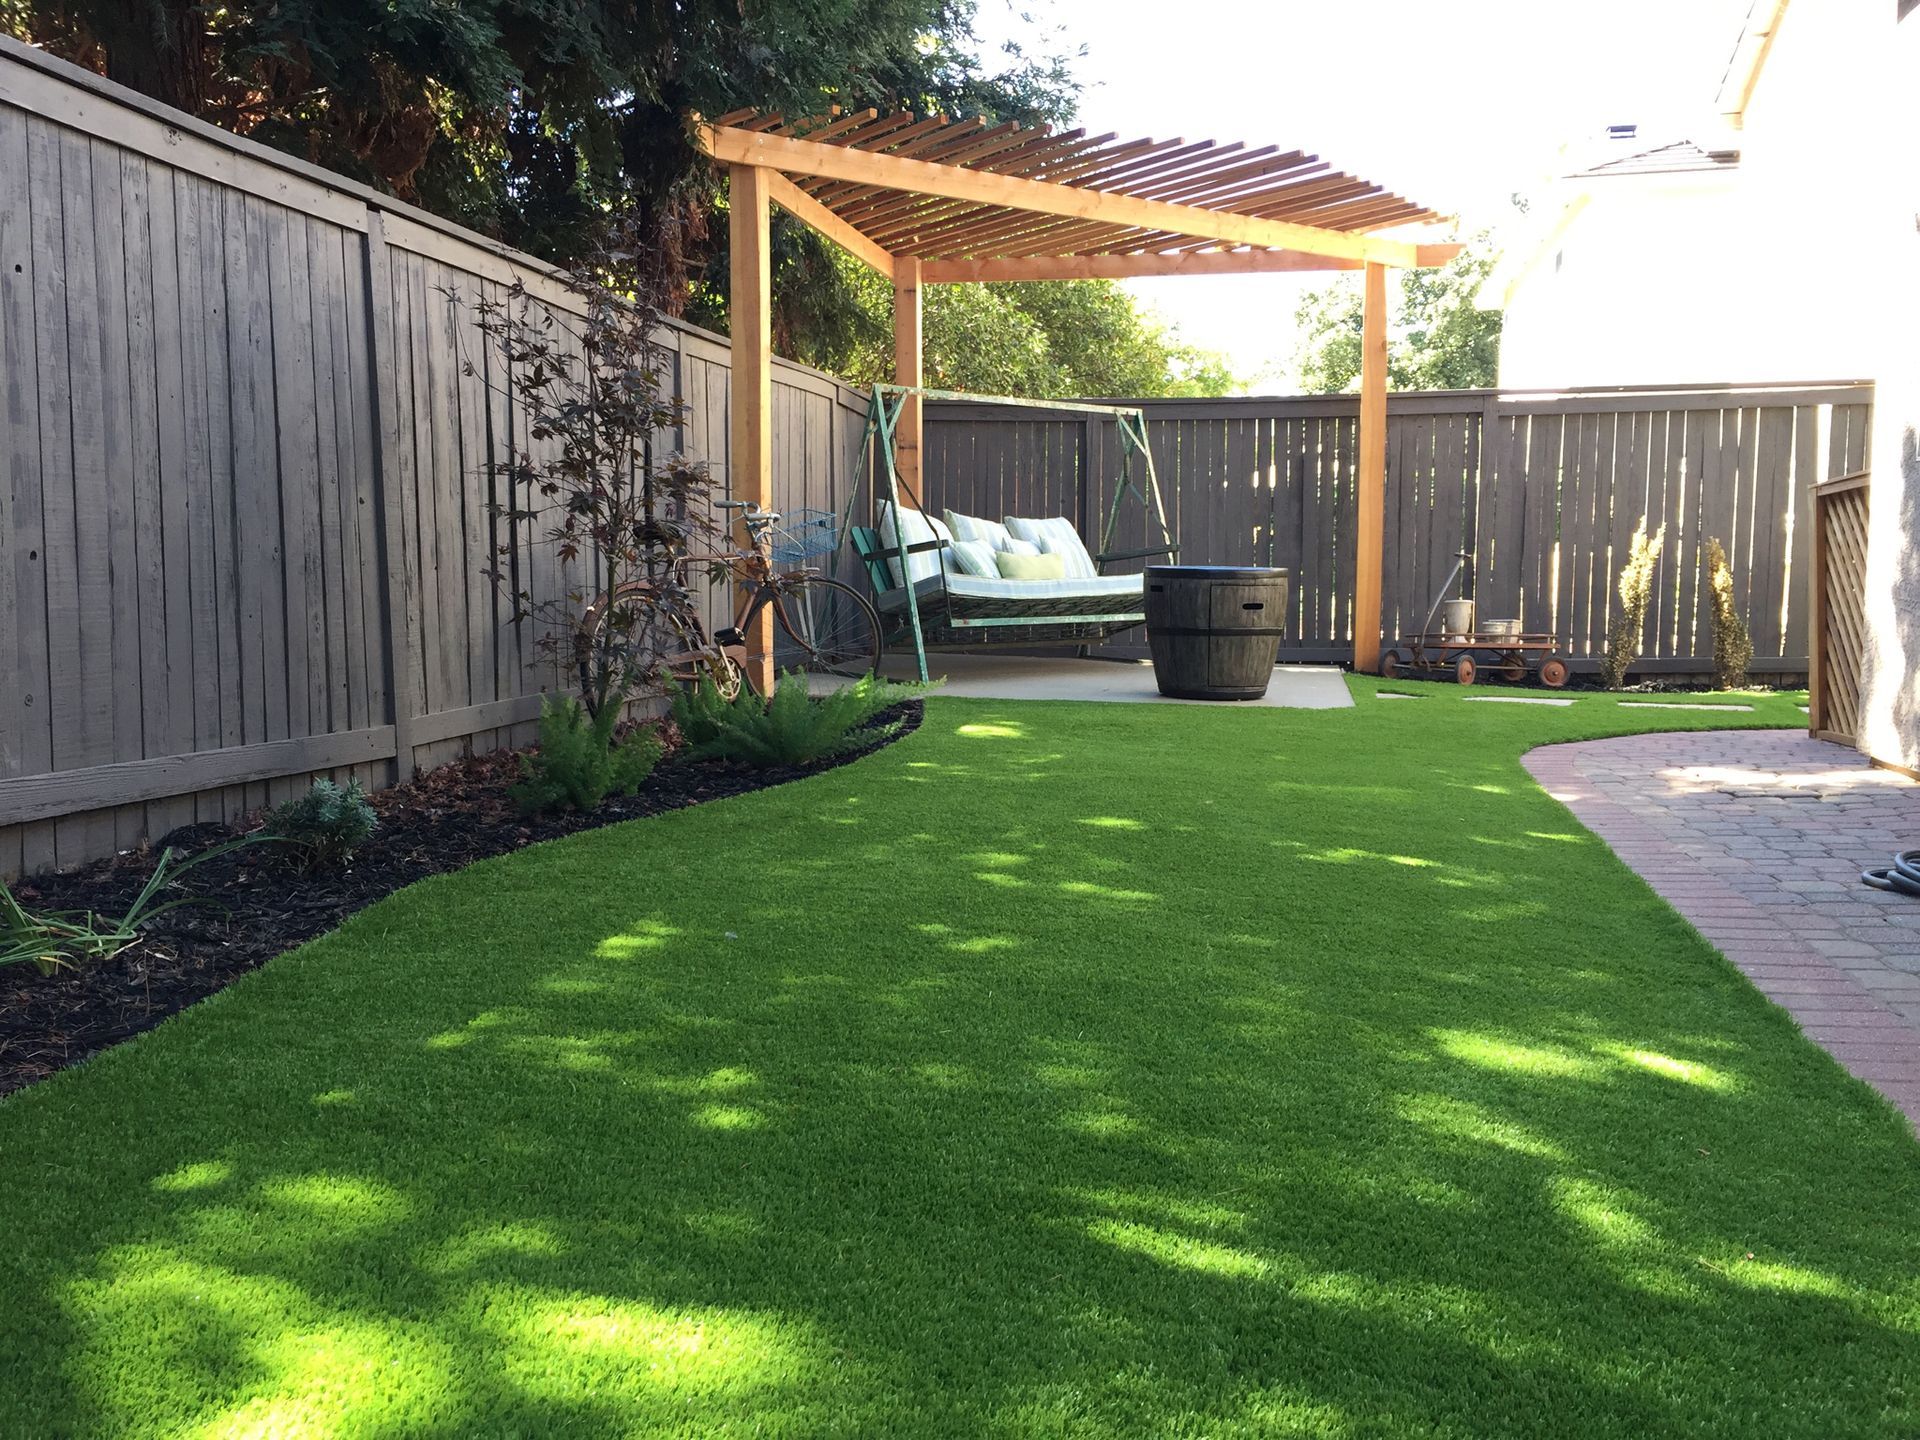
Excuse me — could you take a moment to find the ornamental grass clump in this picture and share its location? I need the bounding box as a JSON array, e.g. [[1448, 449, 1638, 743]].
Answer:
[[1, 838, 263, 974], [1600, 519, 1664, 690], [1705, 537, 1754, 690]]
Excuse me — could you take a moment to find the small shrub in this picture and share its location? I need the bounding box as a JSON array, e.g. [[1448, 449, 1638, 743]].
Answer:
[[1704, 537, 1754, 690], [1600, 519, 1664, 690], [678, 673, 923, 769], [266, 778, 378, 868], [668, 679, 735, 750], [2, 837, 265, 974], [512, 695, 663, 813]]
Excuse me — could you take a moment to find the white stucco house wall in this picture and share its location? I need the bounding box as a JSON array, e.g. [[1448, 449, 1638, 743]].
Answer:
[[1496, 0, 1920, 778], [1490, 0, 1878, 391]]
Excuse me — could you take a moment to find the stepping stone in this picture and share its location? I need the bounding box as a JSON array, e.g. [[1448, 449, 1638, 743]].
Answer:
[[1620, 701, 1755, 712], [1376, 691, 1421, 700], [1465, 695, 1575, 706]]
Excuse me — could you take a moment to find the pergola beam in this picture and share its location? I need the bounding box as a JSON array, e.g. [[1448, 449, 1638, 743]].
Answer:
[[699, 122, 1421, 266], [893, 254, 924, 496], [921, 243, 1461, 283], [729, 164, 776, 694], [764, 169, 893, 278], [1352, 261, 1389, 675]]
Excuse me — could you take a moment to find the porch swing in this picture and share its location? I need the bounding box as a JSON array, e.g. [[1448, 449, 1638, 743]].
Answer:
[[842, 384, 1179, 682]]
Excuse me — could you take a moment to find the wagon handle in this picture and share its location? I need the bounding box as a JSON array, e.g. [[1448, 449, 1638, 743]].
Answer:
[[1418, 550, 1474, 640]]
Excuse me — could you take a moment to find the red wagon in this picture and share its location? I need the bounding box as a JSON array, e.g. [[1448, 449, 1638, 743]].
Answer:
[[1380, 632, 1570, 688]]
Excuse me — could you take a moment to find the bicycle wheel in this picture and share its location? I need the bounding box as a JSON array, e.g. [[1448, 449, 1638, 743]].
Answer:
[[576, 589, 737, 708], [764, 577, 883, 686]]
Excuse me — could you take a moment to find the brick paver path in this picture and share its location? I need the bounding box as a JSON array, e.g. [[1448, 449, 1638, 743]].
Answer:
[[1524, 730, 1920, 1126]]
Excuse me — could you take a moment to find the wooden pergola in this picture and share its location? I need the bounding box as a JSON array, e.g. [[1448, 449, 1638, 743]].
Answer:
[[695, 110, 1457, 686]]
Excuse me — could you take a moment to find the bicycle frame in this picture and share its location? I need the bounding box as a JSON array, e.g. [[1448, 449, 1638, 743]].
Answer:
[[600, 534, 823, 691]]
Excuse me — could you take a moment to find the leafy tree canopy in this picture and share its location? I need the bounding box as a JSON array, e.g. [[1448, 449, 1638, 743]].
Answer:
[[1291, 234, 1502, 394], [6, 0, 1237, 397], [3, 0, 1077, 269]]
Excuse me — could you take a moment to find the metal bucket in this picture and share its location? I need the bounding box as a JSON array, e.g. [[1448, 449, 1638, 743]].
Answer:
[[1443, 598, 1475, 638], [1483, 618, 1521, 638]]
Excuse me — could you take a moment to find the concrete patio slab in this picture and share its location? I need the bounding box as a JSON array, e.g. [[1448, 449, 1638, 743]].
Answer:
[[1525, 730, 1920, 1128], [869, 652, 1354, 708]]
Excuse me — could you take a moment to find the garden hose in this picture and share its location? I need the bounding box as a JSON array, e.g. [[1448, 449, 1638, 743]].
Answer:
[[1862, 850, 1920, 897]]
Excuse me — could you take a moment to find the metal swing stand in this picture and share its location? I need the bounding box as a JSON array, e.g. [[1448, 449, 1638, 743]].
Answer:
[[840, 385, 1178, 683]]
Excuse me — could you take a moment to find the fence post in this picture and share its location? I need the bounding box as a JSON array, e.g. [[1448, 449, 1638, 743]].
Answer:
[[362, 208, 417, 783]]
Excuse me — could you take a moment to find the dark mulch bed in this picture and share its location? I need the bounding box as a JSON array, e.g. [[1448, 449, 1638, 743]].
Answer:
[[0, 702, 922, 1099]]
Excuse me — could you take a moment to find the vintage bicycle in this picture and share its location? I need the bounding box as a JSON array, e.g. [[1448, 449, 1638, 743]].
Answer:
[[575, 500, 883, 703]]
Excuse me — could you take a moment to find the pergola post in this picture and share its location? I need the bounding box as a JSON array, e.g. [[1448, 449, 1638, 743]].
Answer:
[[728, 162, 775, 694], [893, 253, 924, 496], [1352, 260, 1389, 674]]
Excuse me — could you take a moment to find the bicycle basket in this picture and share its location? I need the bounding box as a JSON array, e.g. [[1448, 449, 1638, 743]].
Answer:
[[769, 508, 842, 564]]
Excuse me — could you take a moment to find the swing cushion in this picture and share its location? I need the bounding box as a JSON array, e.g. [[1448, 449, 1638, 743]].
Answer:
[[944, 537, 1001, 579], [879, 572, 1144, 606], [877, 507, 953, 588], [1001, 537, 1042, 557], [994, 550, 1067, 581], [1005, 516, 1099, 579], [945, 510, 1014, 551]]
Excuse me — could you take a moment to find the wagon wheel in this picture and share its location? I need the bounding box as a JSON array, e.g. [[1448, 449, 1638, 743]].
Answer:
[[1539, 655, 1571, 689], [1500, 653, 1527, 684], [1379, 648, 1402, 680], [1456, 655, 1477, 686]]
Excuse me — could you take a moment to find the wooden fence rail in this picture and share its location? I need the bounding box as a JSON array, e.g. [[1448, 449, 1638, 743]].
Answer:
[[0, 39, 868, 877], [921, 383, 1872, 666]]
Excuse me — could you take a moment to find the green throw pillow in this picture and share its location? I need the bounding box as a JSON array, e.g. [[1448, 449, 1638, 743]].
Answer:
[[995, 550, 1066, 581]]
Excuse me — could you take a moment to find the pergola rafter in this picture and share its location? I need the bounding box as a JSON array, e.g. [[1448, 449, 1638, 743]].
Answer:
[[696, 108, 1455, 687]]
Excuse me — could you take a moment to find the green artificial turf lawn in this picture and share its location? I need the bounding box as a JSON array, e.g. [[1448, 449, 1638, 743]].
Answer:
[[4, 680, 1918, 1438]]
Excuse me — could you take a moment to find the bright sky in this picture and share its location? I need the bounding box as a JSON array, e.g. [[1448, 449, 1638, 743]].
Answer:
[[972, 0, 1754, 388]]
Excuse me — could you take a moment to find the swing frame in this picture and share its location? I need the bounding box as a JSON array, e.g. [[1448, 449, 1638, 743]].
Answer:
[[842, 384, 1178, 682], [699, 109, 1456, 689]]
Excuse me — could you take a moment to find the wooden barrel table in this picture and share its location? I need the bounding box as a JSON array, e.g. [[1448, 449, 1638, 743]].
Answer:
[[1144, 565, 1290, 700]]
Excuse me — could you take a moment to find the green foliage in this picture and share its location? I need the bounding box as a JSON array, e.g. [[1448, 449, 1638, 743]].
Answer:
[[693, 249, 1240, 399], [1, 838, 265, 974], [512, 696, 663, 814], [265, 779, 377, 869], [1705, 537, 1754, 690], [9, 0, 1080, 310], [1293, 232, 1503, 393], [1600, 520, 1665, 689], [674, 673, 922, 768]]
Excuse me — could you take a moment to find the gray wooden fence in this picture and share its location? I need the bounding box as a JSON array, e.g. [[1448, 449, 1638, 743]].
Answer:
[[922, 383, 1872, 667], [0, 40, 868, 877]]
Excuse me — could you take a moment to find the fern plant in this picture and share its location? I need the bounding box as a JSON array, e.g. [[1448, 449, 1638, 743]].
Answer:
[[266, 778, 377, 869], [1704, 537, 1754, 690], [677, 673, 923, 768], [1600, 519, 1665, 689], [512, 695, 664, 813]]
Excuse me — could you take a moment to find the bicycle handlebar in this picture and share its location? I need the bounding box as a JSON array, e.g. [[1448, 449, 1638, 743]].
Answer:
[[718, 499, 781, 532]]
